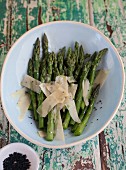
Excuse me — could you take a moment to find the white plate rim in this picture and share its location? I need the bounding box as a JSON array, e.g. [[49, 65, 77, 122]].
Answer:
[[0, 143, 39, 170]]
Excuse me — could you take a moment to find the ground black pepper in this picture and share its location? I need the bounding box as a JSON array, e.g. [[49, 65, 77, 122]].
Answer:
[[3, 152, 31, 170]]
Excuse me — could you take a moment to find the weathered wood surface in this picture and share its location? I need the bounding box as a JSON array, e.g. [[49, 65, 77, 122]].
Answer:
[[0, 0, 126, 169]]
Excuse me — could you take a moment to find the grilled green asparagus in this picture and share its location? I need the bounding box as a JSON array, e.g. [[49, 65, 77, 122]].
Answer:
[[74, 85, 100, 136]]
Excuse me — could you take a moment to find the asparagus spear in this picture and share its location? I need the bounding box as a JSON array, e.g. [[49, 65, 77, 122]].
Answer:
[[57, 47, 66, 75], [88, 48, 108, 98], [65, 47, 76, 76], [74, 85, 100, 136], [74, 42, 79, 64], [42, 33, 48, 57], [70, 62, 91, 122], [71, 52, 97, 127], [62, 48, 76, 129], [46, 111, 55, 141], [28, 103, 33, 110], [38, 34, 49, 128], [71, 107, 87, 132], [53, 52, 60, 79], [74, 45, 85, 80], [46, 52, 53, 82], [71, 48, 108, 130], [28, 38, 40, 121], [32, 38, 40, 80], [63, 61, 91, 129], [27, 59, 38, 120], [38, 60, 46, 128], [46, 52, 55, 141]]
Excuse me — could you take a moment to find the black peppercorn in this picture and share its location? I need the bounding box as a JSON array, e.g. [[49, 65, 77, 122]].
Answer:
[[3, 152, 31, 170]]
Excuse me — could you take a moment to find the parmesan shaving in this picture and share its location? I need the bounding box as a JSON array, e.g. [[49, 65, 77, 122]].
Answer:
[[38, 131, 46, 138], [39, 83, 51, 97], [54, 107, 65, 141], [46, 83, 60, 93], [65, 97, 81, 123], [94, 69, 109, 88], [37, 87, 68, 117], [55, 75, 68, 92], [17, 93, 31, 121], [11, 88, 27, 99], [68, 84, 78, 99], [67, 76, 76, 83], [21, 75, 41, 94], [82, 79, 90, 106]]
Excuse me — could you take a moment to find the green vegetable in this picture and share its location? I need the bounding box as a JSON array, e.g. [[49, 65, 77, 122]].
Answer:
[[88, 48, 108, 98], [26, 36, 108, 141], [46, 52, 55, 141], [74, 85, 100, 136], [57, 47, 66, 75], [74, 45, 85, 80], [38, 58, 46, 128], [42, 33, 48, 57], [70, 48, 108, 126], [28, 103, 33, 110], [38, 34, 49, 128], [63, 62, 91, 129], [69, 61, 91, 125], [46, 111, 55, 141], [71, 52, 98, 125], [53, 52, 60, 80], [65, 47, 76, 76], [71, 107, 87, 132], [32, 38, 40, 80], [46, 52, 53, 82], [62, 48, 76, 129], [27, 59, 38, 120], [74, 42, 79, 64]]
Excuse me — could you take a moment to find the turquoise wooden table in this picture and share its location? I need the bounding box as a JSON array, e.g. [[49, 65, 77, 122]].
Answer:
[[0, 0, 126, 169]]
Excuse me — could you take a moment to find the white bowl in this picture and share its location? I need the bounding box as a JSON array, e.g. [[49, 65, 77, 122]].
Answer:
[[0, 143, 39, 170], [1, 21, 125, 148]]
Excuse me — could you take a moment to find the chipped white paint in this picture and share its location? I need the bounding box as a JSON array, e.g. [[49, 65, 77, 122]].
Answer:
[[22, 0, 27, 8], [48, 150, 55, 170], [60, 9, 67, 13], [76, 0, 80, 10], [3, 18, 7, 35], [115, 27, 123, 51], [28, 0, 37, 9], [13, 0, 18, 9], [118, 0, 125, 18], [92, 137, 101, 170], [0, 0, 126, 169], [88, 0, 94, 26], [121, 110, 126, 159], [46, 0, 52, 23], [18, 15, 22, 20], [29, 16, 35, 22]]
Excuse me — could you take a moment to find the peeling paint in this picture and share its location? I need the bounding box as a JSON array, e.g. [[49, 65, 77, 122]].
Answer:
[[76, 0, 80, 10], [46, 0, 52, 22], [118, 0, 125, 18], [0, 1, 126, 170]]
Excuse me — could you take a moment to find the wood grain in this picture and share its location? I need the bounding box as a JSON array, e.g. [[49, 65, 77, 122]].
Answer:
[[0, 0, 126, 169], [91, 0, 126, 169], [0, 0, 12, 148]]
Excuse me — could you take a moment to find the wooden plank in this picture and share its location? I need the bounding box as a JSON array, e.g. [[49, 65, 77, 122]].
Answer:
[[6, 0, 102, 169], [91, 0, 126, 169], [0, 0, 12, 148], [37, 136, 101, 170]]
